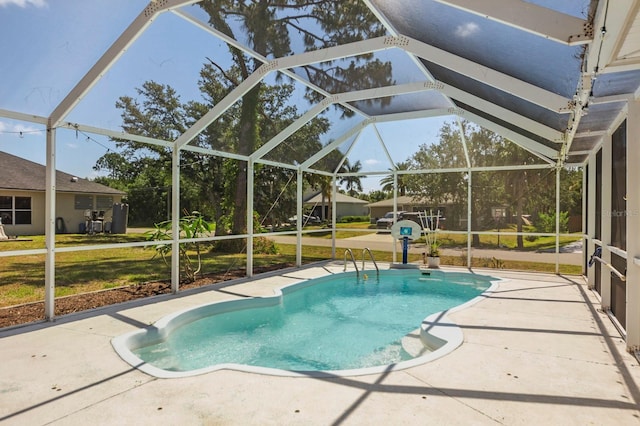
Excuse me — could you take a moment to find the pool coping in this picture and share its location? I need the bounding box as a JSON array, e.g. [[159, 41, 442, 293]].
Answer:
[[111, 266, 505, 378], [4, 264, 640, 425]]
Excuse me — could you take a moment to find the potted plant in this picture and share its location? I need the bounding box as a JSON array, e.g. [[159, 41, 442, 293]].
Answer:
[[423, 209, 442, 268], [426, 239, 440, 268]]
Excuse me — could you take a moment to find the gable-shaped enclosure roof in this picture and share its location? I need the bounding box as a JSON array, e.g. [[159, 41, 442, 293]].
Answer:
[[1, 0, 639, 173]]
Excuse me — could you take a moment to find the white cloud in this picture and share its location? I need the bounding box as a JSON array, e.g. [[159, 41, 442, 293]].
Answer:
[[364, 158, 381, 166], [13, 123, 40, 133], [0, 0, 47, 7], [455, 22, 479, 38], [0, 120, 41, 135], [66, 142, 79, 149]]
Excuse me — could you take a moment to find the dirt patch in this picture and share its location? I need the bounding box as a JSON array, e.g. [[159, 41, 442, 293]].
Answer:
[[0, 263, 295, 329]]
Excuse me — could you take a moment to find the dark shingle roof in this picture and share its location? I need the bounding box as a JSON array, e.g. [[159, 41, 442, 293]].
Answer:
[[1, 151, 125, 195]]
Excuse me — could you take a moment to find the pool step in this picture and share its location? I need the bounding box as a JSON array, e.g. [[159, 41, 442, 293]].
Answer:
[[401, 329, 432, 357]]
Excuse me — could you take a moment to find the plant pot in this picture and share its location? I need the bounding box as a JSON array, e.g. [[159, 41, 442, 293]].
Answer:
[[427, 256, 440, 269]]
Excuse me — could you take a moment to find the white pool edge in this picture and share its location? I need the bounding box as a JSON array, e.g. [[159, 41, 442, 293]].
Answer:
[[111, 270, 504, 379]]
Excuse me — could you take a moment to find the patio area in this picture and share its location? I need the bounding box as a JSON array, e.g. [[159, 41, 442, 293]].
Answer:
[[1, 264, 639, 425]]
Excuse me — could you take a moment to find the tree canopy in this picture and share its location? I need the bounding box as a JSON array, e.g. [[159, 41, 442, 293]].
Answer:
[[95, 1, 391, 232], [403, 121, 582, 247]]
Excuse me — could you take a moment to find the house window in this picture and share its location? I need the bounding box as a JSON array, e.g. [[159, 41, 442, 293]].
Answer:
[[75, 195, 93, 210], [96, 196, 113, 210], [0, 196, 32, 225]]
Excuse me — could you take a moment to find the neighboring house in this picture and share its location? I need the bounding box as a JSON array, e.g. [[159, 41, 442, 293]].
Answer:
[[0, 151, 125, 235], [304, 191, 369, 220], [368, 195, 437, 221]]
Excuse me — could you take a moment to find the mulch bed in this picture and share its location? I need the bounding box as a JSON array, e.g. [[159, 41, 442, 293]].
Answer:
[[0, 263, 295, 329]]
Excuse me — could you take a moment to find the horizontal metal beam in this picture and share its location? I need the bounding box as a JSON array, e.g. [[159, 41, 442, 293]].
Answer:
[[50, 0, 200, 128], [395, 162, 554, 174], [252, 101, 330, 160], [58, 122, 173, 148], [370, 108, 454, 123], [456, 108, 558, 161], [300, 119, 370, 169], [181, 144, 250, 162], [0, 108, 48, 125], [585, 0, 638, 75], [255, 158, 299, 171], [273, 36, 393, 70], [172, 9, 367, 121], [405, 36, 571, 113], [337, 81, 443, 103], [175, 61, 267, 150], [433, 0, 593, 45], [440, 82, 565, 142]]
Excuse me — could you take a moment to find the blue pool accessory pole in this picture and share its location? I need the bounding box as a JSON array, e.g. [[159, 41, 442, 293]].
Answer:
[[402, 236, 409, 264]]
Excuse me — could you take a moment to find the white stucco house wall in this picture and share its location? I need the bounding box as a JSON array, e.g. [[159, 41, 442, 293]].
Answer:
[[304, 191, 369, 220], [0, 151, 125, 236]]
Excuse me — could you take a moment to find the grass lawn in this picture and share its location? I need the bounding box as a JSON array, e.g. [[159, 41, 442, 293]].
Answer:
[[0, 227, 582, 307], [305, 222, 582, 252]]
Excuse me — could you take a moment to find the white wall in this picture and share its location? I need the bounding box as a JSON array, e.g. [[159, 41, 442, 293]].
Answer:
[[0, 190, 122, 235]]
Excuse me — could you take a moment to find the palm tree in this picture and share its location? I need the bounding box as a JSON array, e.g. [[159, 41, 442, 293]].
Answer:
[[380, 160, 411, 196], [338, 159, 363, 196]]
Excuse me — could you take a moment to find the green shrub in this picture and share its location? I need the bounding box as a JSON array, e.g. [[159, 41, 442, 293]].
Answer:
[[338, 216, 369, 223], [253, 236, 278, 254], [534, 211, 569, 233], [146, 212, 212, 282]]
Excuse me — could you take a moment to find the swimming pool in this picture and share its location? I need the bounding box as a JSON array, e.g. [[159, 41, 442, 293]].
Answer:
[[112, 269, 499, 378]]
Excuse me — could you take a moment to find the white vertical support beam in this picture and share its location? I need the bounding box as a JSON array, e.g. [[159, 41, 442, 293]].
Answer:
[[246, 160, 254, 278], [392, 173, 398, 263], [171, 147, 180, 293], [581, 164, 587, 276], [555, 167, 561, 274], [44, 126, 56, 320], [457, 118, 473, 268], [296, 169, 303, 267], [626, 98, 640, 351], [331, 177, 337, 260], [586, 153, 597, 285], [467, 171, 472, 268], [601, 132, 613, 309]]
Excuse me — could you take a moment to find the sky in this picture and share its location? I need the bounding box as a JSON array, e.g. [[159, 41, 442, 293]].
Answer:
[[0, 0, 449, 193]]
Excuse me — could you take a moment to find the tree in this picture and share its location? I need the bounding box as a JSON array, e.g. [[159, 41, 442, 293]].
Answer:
[[93, 82, 186, 225], [380, 160, 411, 196], [338, 159, 363, 196], [94, 74, 327, 230], [198, 0, 391, 236], [366, 190, 388, 203], [406, 121, 580, 247], [305, 150, 343, 221], [406, 122, 471, 235]]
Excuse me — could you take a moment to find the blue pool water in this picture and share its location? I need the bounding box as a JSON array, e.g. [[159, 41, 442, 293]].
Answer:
[[128, 270, 494, 374]]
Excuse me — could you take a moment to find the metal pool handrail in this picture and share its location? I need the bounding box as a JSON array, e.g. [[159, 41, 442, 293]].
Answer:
[[344, 248, 359, 275], [362, 247, 379, 277], [591, 255, 626, 281]]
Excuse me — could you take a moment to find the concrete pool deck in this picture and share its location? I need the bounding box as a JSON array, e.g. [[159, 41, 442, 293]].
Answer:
[[1, 263, 639, 425]]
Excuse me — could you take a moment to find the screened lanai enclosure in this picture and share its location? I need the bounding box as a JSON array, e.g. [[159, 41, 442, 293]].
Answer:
[[0, 0, 639, 353]]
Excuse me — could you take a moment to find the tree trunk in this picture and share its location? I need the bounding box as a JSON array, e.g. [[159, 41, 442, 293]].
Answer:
[[516, 196, 524, 249], [231, 84, 261, 235]]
